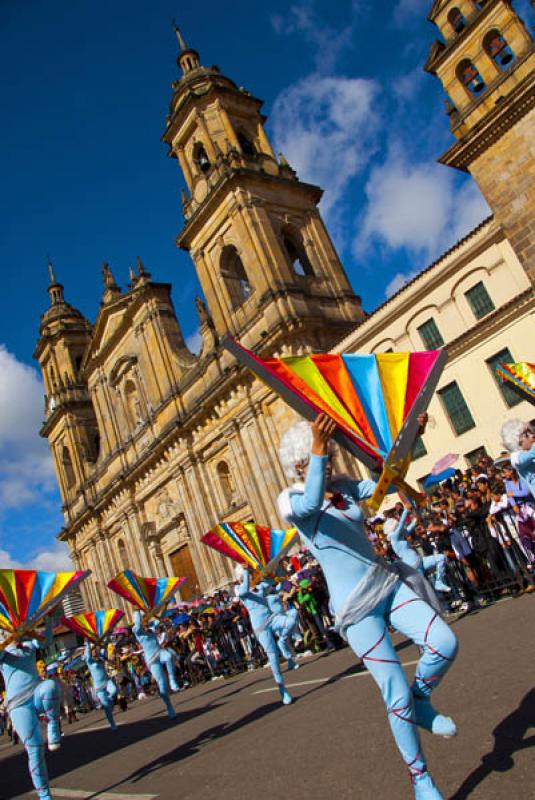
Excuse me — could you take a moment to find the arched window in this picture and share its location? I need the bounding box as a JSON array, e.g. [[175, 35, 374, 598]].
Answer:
[[483, 29, 515, 70], [62, 446, 75, 488], [237, 132, 256, 157], [220, 245, 252, 308], [457, 59, 486, 96], [117, 538, 129, 570], [193, 142, 211, 175], [216, 461, 234, 506], [124, 379, 142, 426], [283, 232, 314, 277], [448, 7, 466, 34]]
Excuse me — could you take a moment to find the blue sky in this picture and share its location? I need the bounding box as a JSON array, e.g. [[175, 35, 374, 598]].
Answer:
[[1, 0, 533, 568]]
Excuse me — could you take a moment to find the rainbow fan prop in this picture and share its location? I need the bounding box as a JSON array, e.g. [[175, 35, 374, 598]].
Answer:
[[496, 362, 535, 403], [201, 522, 298, 576], [61, 609, 125, 643], [223, 337, 448, 510], [0, 569, 90, 648], [107, 571, 186, 619]]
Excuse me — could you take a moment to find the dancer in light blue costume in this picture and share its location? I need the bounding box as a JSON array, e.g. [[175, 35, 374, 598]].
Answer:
[[132, 610, 176, 719], [383, 509, 451, 594], [501, 419, 535, 499], [84, 642, 117, 730], [266, 583, 300, 669], [156, 625, 179, 693], [237, 568, 293, 704], [278, 415, 458, 800], [0, 620, 60, 800]]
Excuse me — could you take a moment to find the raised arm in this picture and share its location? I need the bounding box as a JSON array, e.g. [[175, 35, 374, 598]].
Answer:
[[237, 569, 250, 598], [132, 610, 143, 636]]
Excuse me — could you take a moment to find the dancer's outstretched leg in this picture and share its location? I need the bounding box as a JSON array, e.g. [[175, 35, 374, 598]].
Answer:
[[345, 609, 444, 798], [10, 702, 53, 800], [96, 682, 117, 731], [422, 555, 451, 594], [159, 649, 179, 692], [151, 662, 176, 719], [258, 628, 292, 705], [389, 582, 458, 738], [34, 679, 61, 750]]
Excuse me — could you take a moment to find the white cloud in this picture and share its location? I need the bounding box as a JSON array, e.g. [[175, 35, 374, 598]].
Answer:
[[186, 329, 202, 355], [392, 66, 427, 101], [0, 345, 56, 509], [0, 542, 73, 571], [270, 74, 381, 219], [355, 148, 490, 263], [385, 269, 420, 298]]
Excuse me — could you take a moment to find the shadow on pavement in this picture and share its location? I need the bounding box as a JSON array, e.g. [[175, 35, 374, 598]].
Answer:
[[449, 687, 535, 800], [95, 699, 284, 795], [2, 702, 217, 800]]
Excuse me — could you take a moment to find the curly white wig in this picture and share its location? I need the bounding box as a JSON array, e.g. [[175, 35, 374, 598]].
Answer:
[[501, 418, 525, 453], [278, 421, 314, 480], [382, 518, 399, 537]]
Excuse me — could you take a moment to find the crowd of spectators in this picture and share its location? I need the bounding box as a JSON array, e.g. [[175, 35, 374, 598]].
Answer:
[[368, 453, 535, 610], [1, 452, 533, 727]]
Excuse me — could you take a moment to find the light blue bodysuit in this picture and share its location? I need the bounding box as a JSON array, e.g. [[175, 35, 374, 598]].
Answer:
[[511, 442, 535, 500], [238, 572, 292, 704], [0, 622, 60, 800], [84, 642, 117, 730], [133, 611, 176, 719], [278, 455, 458, 799]]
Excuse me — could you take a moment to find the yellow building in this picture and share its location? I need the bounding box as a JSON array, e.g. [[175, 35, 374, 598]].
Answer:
[[35, 4, 534, 607]]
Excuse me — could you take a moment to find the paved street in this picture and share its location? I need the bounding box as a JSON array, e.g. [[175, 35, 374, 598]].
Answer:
[[4, 594, 534, 800]]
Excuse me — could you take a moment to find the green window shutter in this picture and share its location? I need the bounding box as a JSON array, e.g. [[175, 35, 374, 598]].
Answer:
[[439, 382, 475, 435], [417, 319, 445, 349], [412, 436, 427, 460], [486, 348, 522, 408], [465, 281, 495, 320]]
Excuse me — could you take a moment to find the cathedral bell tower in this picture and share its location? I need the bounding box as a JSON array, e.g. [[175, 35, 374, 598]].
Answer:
[[425, 0, 535, 282], [34, 264, 98, 513], [162, 27, 365, 353]]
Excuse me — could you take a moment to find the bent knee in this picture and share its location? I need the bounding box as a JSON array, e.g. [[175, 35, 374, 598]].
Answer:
[[433, 624, 458, 661]]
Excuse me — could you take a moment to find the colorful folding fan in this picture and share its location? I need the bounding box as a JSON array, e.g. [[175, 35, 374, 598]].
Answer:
[[61, 609, 125, 643], [496, 362, 535, 403], [107, 571, 186, 619], [201, 522, 298, 576], [223, 337, 448, 510], [0, 569, 90, 648]]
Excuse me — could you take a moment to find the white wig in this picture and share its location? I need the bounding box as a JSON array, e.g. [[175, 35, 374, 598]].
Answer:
[[278, 421, 313, 480], [501, 418, 525, 453], [382, 518, 398, 538]]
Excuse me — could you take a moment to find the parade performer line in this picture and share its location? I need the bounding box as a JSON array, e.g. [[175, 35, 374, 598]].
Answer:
[[16, 790, 158, 800]]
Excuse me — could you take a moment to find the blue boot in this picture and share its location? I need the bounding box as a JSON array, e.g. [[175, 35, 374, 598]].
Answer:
[[413, 772, 444, 799], [278, 686, 293, 705], [287, 659, 300, 671], [413, 695, 457, 738]]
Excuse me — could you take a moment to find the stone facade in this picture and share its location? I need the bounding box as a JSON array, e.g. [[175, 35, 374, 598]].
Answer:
[[35, 9, 535, 611]]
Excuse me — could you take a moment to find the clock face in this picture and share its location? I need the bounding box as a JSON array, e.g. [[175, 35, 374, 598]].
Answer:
[[193, 177, 209, 205]]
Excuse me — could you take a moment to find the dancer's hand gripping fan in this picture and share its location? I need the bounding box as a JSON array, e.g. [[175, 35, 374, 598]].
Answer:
[[201, 522, 298, 583], [223, 337, 448, 511], [496, 361, 535, 403], [61, 609, 125, 644], [0, 569, 90, 650], [107, 570, 186, 622]]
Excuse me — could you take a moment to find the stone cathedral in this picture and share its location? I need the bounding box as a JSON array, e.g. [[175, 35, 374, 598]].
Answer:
[[35, 1, 534, 610]]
